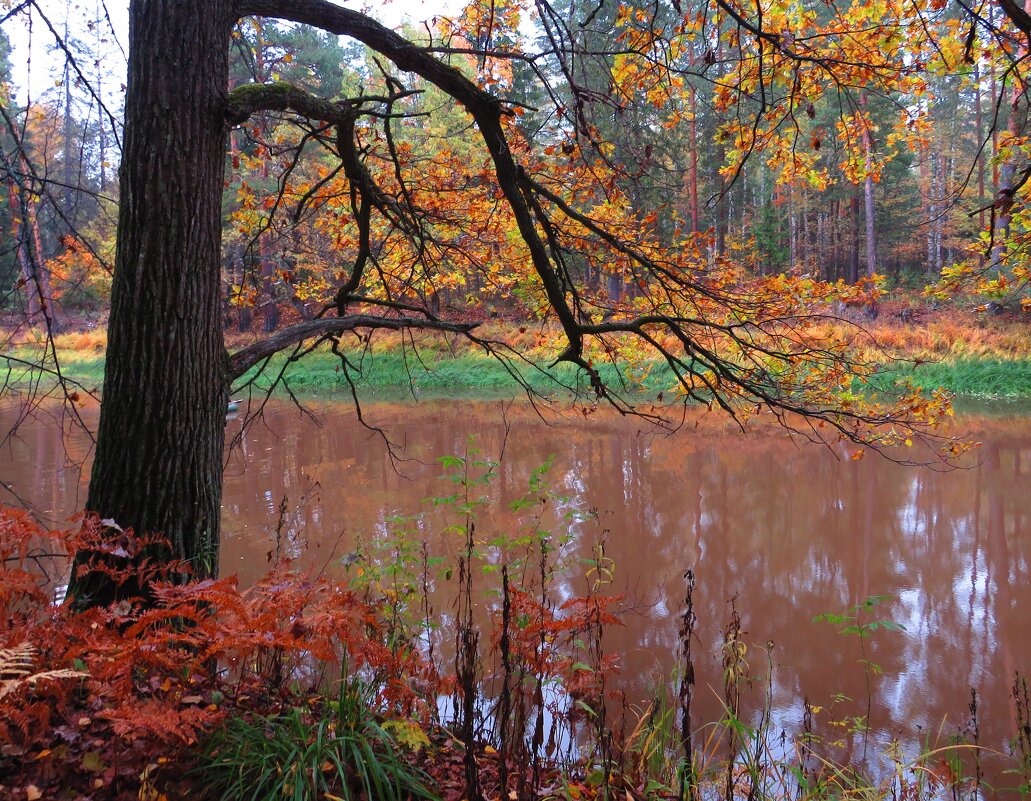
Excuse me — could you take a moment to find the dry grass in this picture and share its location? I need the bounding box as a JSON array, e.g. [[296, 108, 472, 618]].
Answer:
[[52, 329, 108, 354], [808, 309, 1031, 362]]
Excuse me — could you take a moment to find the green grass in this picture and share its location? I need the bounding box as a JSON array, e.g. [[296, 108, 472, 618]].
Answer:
[[1, 352, 106, 389], [195, 676, 437, 801], [871, 357, 1031, 399], [6, 346, 1031, 400], [233, 350, 679, 398]]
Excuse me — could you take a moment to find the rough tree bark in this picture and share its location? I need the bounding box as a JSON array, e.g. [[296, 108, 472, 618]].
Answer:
[[70, 0, 236, 605]]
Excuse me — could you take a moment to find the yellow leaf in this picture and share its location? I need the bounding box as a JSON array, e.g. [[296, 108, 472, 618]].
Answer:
[[850, 449, 865, 461], [26, 786, 42, 801], [382, 719, 431, 752]]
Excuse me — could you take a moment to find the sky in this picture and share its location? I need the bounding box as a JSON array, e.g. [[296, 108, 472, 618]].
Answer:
[[4, 0, 462, 104]]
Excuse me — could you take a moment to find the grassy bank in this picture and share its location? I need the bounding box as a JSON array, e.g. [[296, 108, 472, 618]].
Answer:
[[13, 349, 1031, 400], [234, 349, 684, 398], [5, 322, 1031, 399], [872, 358, 1031, 399]]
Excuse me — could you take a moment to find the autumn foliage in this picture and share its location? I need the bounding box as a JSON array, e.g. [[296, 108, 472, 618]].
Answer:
[[0, 507, 441, 799]]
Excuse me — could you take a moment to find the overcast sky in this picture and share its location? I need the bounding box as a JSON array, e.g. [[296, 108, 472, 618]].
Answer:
[[5, 0, 462, 103]]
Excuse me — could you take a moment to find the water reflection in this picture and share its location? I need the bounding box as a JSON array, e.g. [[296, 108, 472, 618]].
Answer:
[[2, 398, 1029, 773]]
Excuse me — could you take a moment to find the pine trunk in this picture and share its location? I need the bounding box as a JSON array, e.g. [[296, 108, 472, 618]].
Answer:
[[848, 194, 860, 285]]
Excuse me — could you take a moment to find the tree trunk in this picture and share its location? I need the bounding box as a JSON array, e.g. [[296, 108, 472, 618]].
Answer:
[[860, 96, 877, 277], [975, 61, 986, 235], [70, 0, 234, 607], [848, 194, 860, 284], [687, 83, 700, 233], [63, 23, 77, 231], [788, 185, 797, 270], [6, 183, 42, 320]]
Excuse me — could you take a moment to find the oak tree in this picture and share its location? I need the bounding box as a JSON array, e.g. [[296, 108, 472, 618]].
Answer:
[[11, 0, 1026, 605]]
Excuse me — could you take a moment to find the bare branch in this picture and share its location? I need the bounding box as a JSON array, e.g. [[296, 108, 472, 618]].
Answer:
[[227, 314, 479, 379]]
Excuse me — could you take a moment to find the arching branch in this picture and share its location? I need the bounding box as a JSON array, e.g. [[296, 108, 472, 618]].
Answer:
[[998, 0, 1031, 40], [227, 315, 479, 380]]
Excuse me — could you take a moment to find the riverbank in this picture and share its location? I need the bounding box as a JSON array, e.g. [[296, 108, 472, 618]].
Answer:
[[5, 318, 1031, 399]]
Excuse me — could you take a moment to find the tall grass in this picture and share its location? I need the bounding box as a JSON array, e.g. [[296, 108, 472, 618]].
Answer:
[[196, 674, 437, 801], [872, 358, 1031, 399]]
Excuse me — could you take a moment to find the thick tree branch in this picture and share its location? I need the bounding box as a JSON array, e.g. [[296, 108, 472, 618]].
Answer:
[[997, 0, 1031, 40], [227, 315, 479, 379], [225, 81, 417, 126]]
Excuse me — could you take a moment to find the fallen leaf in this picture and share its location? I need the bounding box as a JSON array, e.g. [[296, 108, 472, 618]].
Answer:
[[26, 786, 42, 801], [81, 751, 106, 772], [180, 695, 204, 705]]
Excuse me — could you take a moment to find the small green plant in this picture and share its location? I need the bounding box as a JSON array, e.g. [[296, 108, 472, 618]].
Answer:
[[344, 514, 428, 656], [813, 594, 906, 641], [814, 595, 905, 758], [195, 675, 437, 801]]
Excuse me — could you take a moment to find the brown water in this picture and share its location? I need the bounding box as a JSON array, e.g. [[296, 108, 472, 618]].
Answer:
[[3, 397, 1030, 775]]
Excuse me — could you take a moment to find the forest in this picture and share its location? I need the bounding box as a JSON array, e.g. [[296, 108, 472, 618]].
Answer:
[[1, 0, 1031, 799]]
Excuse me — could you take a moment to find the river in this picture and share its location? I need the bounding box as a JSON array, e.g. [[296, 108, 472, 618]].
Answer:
[[2, 396, 1030, 784]]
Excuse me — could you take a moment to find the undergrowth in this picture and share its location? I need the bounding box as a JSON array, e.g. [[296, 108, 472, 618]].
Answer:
[[197, 674, 436, 801]]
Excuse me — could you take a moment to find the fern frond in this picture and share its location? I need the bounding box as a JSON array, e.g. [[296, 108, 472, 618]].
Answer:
[[0, 642, 36, 680], [0, 643, 86, 700], [0, 669, 89, 700]]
